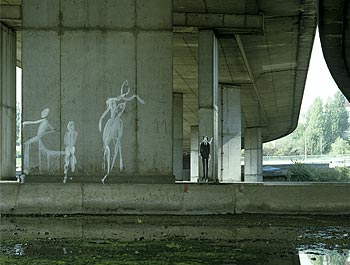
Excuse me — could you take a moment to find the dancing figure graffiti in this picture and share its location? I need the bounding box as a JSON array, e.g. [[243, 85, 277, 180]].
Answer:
[[98, 80, 144, 183], [63, 121, 78, 183], [22, 108, 63, 180]]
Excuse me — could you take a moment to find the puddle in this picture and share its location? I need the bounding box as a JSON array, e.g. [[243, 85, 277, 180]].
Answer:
[[1, 215, 349, 264]]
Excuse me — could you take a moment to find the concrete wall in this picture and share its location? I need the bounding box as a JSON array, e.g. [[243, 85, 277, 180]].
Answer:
[[2, 182, 350, 215], [22, 0, 173, 179], [0, 23, 16, 179]]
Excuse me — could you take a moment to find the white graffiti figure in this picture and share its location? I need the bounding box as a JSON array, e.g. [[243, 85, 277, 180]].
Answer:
[[63, 121, 78, 183], [98, 80, 144, 183], [22, 108, 56, 176]]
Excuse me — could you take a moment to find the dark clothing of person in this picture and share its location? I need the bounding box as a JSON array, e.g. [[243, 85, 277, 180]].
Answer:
[[202, 157, 209, 178], [200, 142, 210, 178], [200, 142, 210, 159]]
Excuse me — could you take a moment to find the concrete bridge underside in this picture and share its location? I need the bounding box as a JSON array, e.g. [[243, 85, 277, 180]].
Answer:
[[0, 0, 318, 183], [318, 0, 350, 102], [2, 1, 350, 217]]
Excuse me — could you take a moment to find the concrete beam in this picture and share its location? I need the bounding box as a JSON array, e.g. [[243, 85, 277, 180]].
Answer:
[[235, 35, 269, 125], [0, 5, 21, 20], [173, 13, 264, 34]]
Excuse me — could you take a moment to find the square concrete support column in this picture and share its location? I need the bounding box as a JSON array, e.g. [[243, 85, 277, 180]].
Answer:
[[22, 0, 173, 182], [244, 127, 263, 182], [198, 30, 218, 181], [218, 87, 241, 182], [190, 125, 199, 182], [173, 93, 183, 181], [0, 23, 16, 180]]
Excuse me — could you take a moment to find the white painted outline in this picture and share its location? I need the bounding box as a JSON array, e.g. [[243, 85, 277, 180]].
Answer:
[[63, 121, 78, 183], [99, 80, 144, 183], [23, 108, 63, 176]]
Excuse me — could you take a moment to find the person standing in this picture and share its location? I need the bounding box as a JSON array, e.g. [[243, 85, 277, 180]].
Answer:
[[200, 136, 212, 182]]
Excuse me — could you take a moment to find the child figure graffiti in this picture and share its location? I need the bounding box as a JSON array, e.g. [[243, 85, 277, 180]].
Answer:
[[63, 121, 78, 183], [199, 136, 213, 182], [98, 80, 144, 184]]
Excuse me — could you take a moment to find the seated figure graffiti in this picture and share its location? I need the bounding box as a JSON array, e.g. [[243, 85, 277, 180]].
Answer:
[[63, 121, 78, 183]]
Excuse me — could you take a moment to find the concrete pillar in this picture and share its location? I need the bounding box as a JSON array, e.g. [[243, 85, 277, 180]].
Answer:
[[198, 30, 218, 182], [0, 23, 16, 180], [173, 93, 183, 181], [244, 127, 263, 182], [190, 125, 199, 182], [218, 87, 241, 182], [22, 0, 173, 182]]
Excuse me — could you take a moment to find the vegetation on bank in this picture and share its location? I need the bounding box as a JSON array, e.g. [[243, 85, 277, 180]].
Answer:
[[287, 162, 350, 182]]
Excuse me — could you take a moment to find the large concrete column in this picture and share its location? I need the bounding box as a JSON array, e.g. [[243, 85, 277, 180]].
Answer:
[[173, 93, 183, 181], [0, 23, 16, 180], [244, 127, 263, 182], [198, 30, 218, 181], [190, 125, 198, 182], [218, 87, 241, 182], [22, 0, 173, 182]]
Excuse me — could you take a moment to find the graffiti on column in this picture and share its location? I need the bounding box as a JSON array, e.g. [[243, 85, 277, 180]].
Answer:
[[21, 108, 63, 182], [63, 121, 78, 183], [199, 136, 212, 183], [98, 80, 145, 184]]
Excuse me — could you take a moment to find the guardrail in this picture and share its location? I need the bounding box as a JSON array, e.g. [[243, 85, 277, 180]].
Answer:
[[241, 155, 350, 165]]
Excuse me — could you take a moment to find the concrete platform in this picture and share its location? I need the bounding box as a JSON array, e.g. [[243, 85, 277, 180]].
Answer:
[[1, 182, 350, 215]]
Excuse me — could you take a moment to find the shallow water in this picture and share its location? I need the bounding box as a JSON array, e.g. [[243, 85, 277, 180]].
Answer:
[[1, 215, 349, 264]]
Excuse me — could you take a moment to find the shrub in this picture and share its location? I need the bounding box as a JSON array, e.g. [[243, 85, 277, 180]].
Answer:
[[287, 162, 350, 182]]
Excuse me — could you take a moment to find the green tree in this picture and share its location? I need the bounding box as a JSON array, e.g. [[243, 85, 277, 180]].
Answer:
[[330, 137, 350, 154], [323, 91, 349, 152], [278, 123, 306, 155], [304, 97, 326, 155]]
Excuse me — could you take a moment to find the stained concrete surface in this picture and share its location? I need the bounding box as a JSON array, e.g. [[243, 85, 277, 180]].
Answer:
[[1, 183, 350, 215], [0, 215, 349, 264]]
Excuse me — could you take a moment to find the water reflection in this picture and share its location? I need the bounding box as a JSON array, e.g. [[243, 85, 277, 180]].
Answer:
[[299, 249, 350, 265], [1, 215, 349, 264]]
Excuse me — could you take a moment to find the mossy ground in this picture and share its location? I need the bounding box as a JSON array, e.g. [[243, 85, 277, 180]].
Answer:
[[1, 215, 349, 264]]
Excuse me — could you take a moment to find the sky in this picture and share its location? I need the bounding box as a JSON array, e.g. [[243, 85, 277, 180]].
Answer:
[[16, 29, 339, 116], [300, 29, 339, 115]]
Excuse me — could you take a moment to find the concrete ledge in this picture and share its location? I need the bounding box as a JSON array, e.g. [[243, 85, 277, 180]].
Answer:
[[1, 182, 350, 215], [18, 175, 175, 184]]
